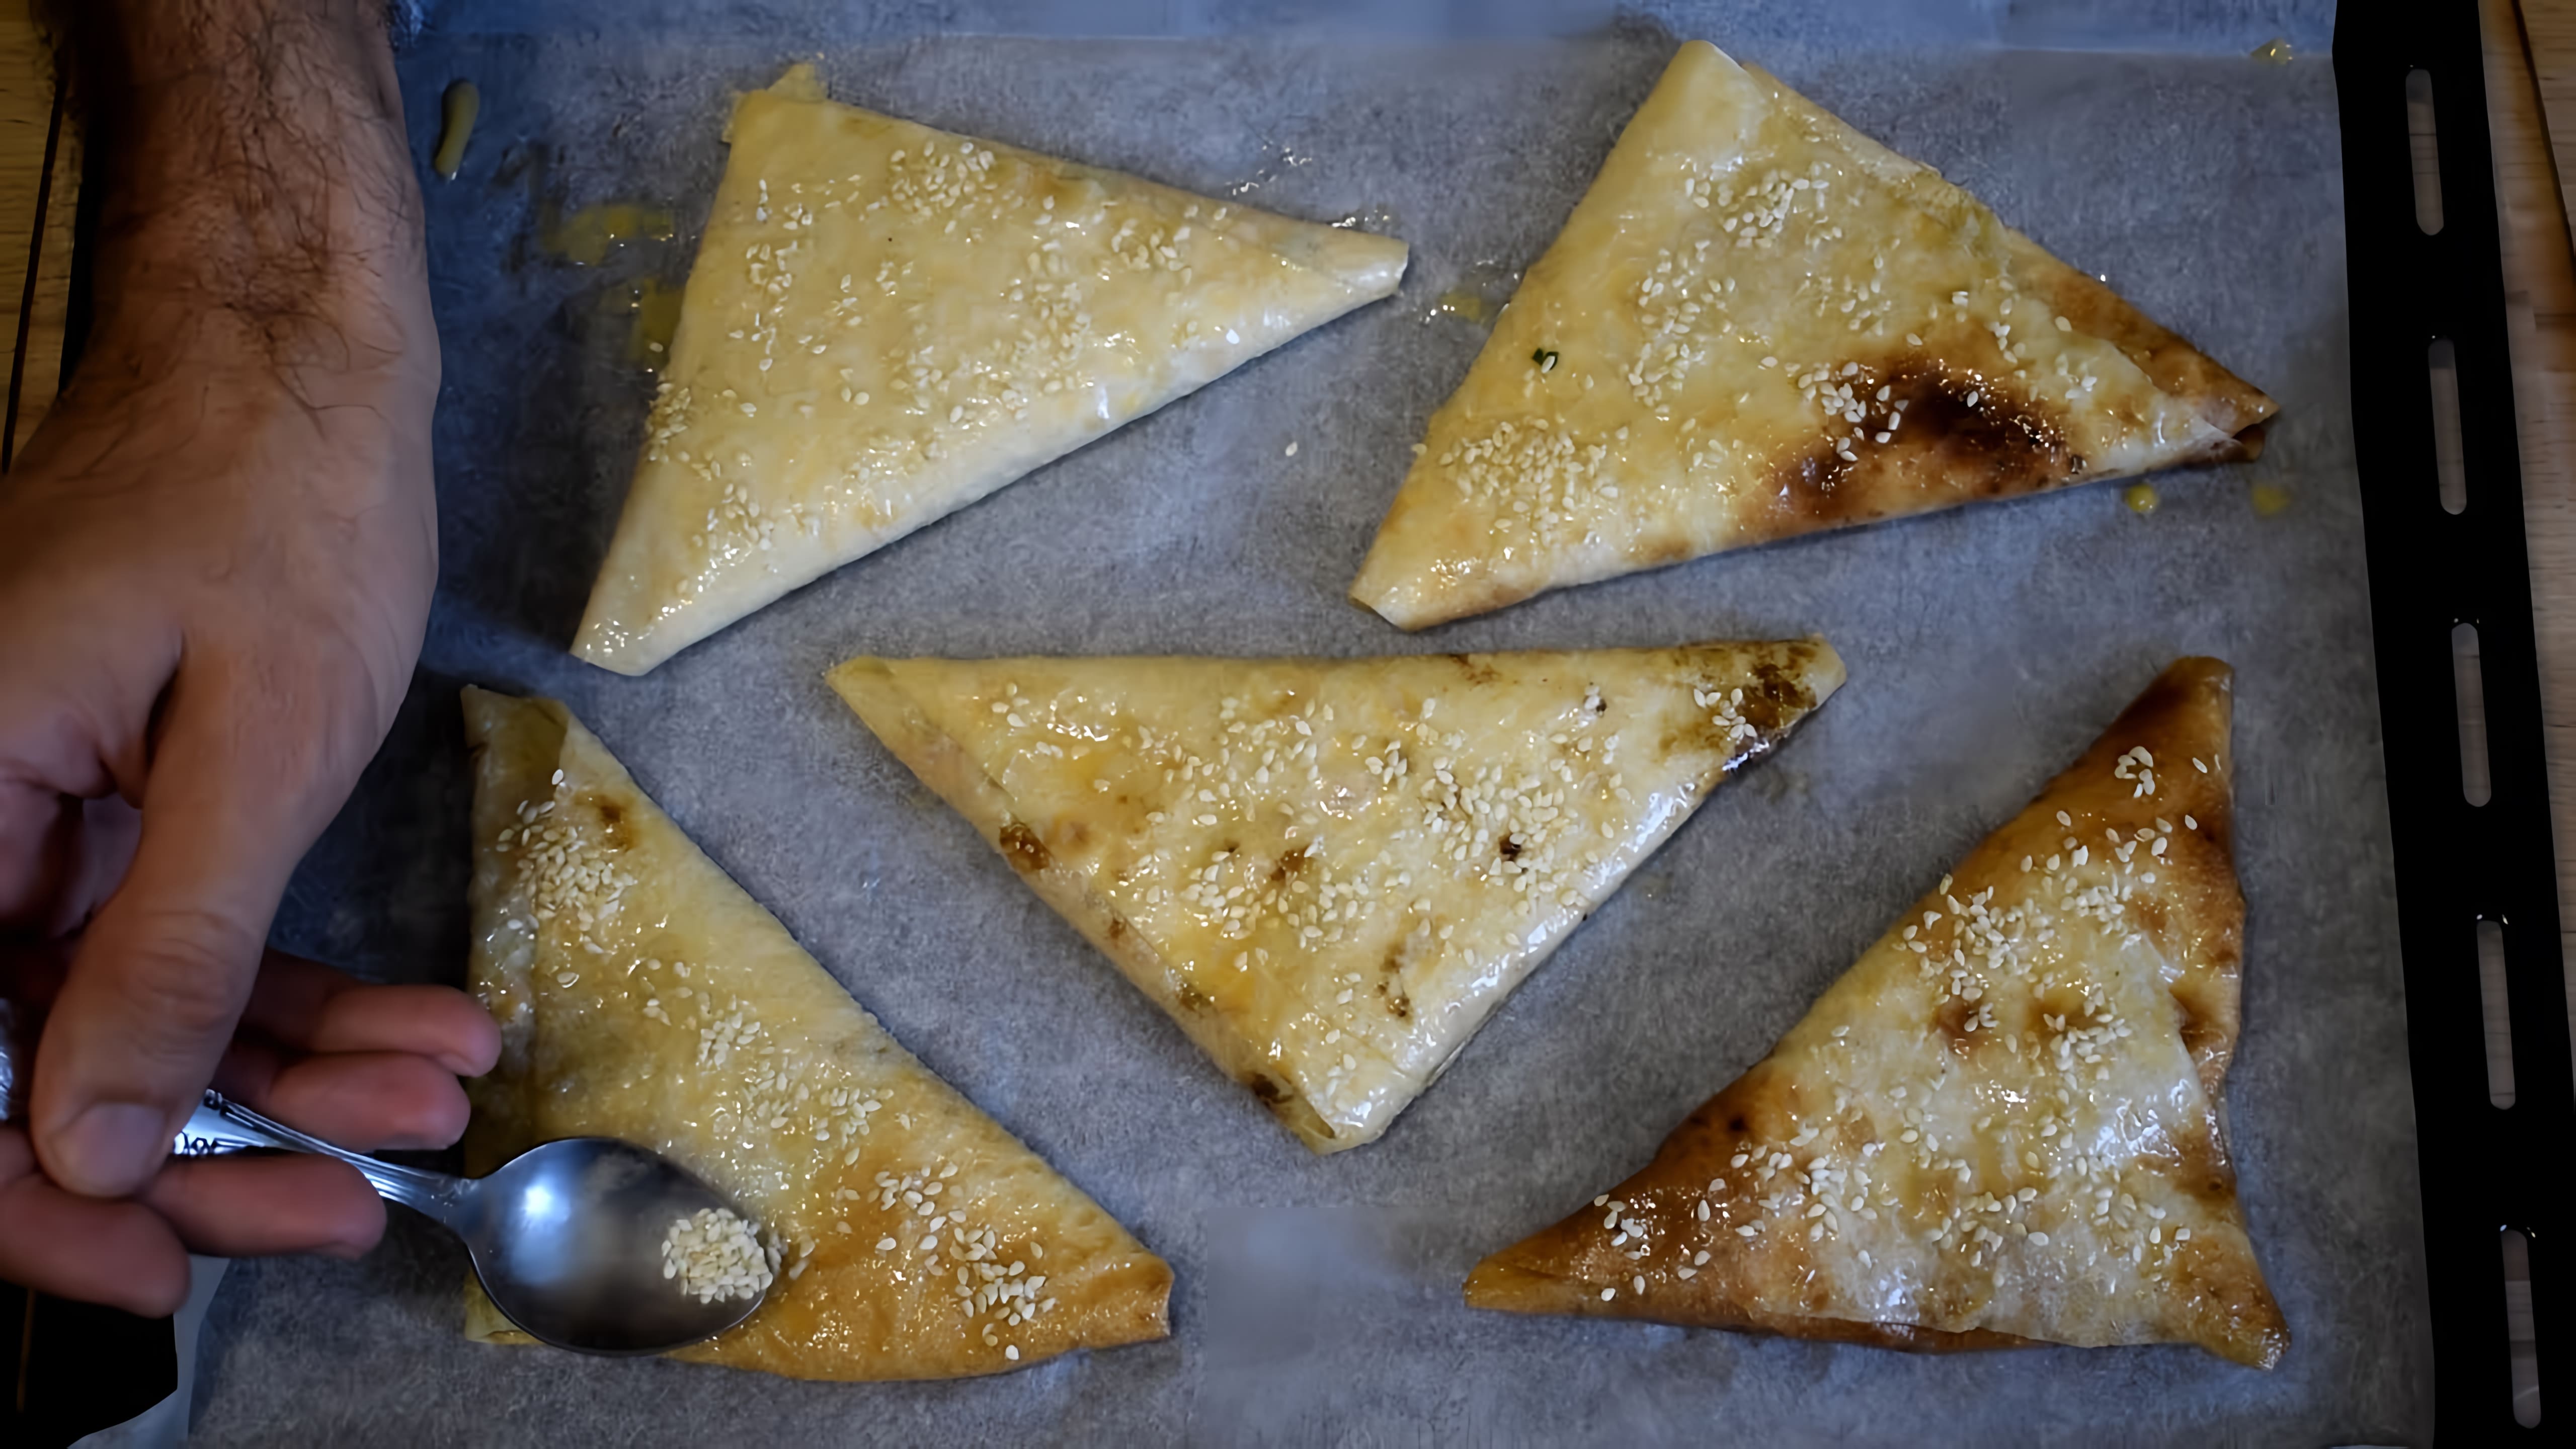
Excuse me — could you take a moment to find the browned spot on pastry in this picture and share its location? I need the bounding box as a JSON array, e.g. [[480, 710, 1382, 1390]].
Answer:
[[1736, 658, 1817, 736], [1268, 845, 1311, 884], [997, 822, 1050, 874], [1246, 1074, 1297, 1108], [1932, 995, 1978, 1056], [1447, 653, 1500, 685], [1174, 982, 1214, 1014], [1628, 533, 1696, 568], [2133, 1117, 2239, 1213], [1378, 947, 1414, 1019], [2175, 992, 2223, 1072], [1105, 916, 1128, 941], [2170, 1122, 2240, 1206], [592, 798, 632, 852], [1664, 660, 1816, 761], [1879, 364, 2075, 493], [1498, 834, 1523, 861], [1768, 362, 2078, 536], [1772, 446, 1861, 526]]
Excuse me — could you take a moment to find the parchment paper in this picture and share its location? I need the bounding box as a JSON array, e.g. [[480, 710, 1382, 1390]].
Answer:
[[195, 2, 2428, 1442]]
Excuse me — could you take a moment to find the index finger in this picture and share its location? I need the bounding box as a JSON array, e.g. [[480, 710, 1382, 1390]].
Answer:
[[236, 951, 499, 1077]]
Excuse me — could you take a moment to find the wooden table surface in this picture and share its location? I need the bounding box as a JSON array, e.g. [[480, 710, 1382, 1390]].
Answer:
[[0, 0, 74, 470], [0, 2, 2562, 1427], [2494, 0, 2576, 1073]]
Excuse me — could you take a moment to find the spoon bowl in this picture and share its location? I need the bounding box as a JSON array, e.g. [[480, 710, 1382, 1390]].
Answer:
[[461, 1137, 764, 1354], [177, 1092, 767, 1354]]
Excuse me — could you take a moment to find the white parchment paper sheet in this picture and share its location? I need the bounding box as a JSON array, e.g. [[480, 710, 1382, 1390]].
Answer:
[[207, 3, 2423, 1443]]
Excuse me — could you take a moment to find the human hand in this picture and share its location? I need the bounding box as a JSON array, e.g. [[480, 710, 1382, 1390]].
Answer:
[[0, 317, 485, 1316], [0, 0, 482, 1317], [1, 947, 498, 1317]]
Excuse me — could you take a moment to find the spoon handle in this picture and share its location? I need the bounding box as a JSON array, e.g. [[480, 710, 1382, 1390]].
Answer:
[[180, 1090, 476, 1232]]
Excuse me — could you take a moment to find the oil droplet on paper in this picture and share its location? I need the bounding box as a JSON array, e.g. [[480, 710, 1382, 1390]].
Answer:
[[2250, 37, 2294, 65], [1431, 290, 1495, 325], [598, 277, 685, 368], [2249, 480, 2293, 516], [1424, 259, 1520, 330], [2124, 483, 2160, 515], [433, 79, 480, 180], [543, 201, 677, 267]]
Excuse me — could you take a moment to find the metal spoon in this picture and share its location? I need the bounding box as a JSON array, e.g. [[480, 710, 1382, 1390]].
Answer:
[[177, 1090, 768, 1354]]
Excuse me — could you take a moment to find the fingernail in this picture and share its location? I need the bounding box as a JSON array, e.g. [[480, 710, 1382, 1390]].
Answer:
[[49, 1101, 169, 1195]]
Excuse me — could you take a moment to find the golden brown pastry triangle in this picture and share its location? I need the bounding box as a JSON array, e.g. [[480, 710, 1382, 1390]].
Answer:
[[577, 65, 1409, 673], [1465, 658, 2289, 1368], [830, 640, 1843, 1154], [458, 688, 1171, 1378], [1352, 42, 2275, 628]]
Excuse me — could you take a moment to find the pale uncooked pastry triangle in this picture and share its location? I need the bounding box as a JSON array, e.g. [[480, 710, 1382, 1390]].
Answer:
[[458, 688, 1170, 1379], [1465, 658, 2288, 1368], [577, 65, 1409, 674], [830, 641, 1844, 1154], [1352, 42, 2276, 628]]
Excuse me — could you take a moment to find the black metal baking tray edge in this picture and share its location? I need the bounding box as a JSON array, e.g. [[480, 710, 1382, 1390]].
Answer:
[[2336, 3, 2569, 1437]]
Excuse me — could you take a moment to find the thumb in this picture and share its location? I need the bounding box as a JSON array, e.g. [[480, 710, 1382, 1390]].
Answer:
[[30, 681, 324, 1198]]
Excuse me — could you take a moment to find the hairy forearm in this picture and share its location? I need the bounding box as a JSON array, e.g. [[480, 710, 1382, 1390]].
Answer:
[[41, 0, 430, 384]]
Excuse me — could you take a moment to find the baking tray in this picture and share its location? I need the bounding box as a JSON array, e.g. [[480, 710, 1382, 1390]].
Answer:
[[2338, 0, 2568, 1438], [165, 0, 2488, 1442]]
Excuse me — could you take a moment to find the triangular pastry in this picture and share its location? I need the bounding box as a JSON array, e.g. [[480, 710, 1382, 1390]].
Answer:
[[458, 688, 1171, 1378], [1465, 658, 2287, 1367], [1352, 42, 2276, 629], [830, 641, 1843, 1154], [578, 65, 1409, 673]]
